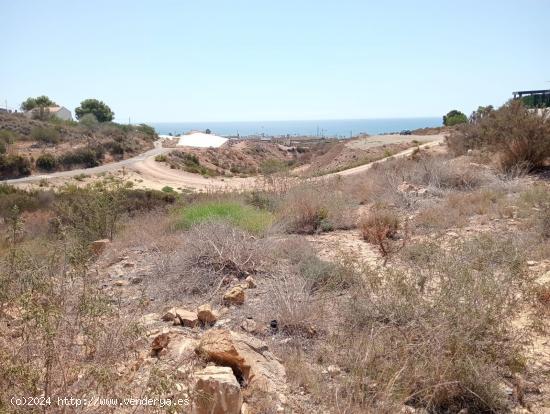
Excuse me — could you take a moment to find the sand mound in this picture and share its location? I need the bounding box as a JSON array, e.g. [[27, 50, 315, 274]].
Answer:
[[177, 132, 228, 148]]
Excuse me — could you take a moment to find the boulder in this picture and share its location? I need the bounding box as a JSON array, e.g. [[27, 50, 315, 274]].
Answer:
[[223, 286, 245, 305], [197, 304, 218, 325], [151, 333, 170, 354], [196, 329, 287, 401], [90, 239, 110, 255], [173, 308, 200, 328], [192, 366, 242, 414]]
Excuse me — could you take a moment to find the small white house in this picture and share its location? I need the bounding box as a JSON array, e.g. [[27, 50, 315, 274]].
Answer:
[[25, 106, 73, 121]]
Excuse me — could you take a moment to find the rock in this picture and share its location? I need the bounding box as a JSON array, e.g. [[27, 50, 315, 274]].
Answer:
[[114, 279, 129, 287], [173, 309, 200, 328], [123, 261, 135, 268], [192, 366, 242, 414], [399, 406, 416, 414], [326, 365, 341, 377], [223, 286, 245, 305], [197, 304, 218, 325], [527, 260, 538, 266], [151, 333, 170, 355], [244, 276, 256, 289], [162, 308, 177, 322], [130, 277, 143, 284], [241, 401, 251, 414], [196, 329, 287, 401], [90, 239, 110, 255], [240, 318, 257, 333], [398, 181, 417, 193]]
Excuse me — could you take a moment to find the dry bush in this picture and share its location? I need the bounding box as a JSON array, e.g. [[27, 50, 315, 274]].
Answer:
[[359, 207, 401, 257], [414, 188, 506, 232], [346, 153, 495, 211], [275, 180, 356, 234], [277, 235, 531, 413], [447, 100, 550, 172], [325, 235, 530, 413], [144, 221, 263, 301], [262, 272, 322, 337]]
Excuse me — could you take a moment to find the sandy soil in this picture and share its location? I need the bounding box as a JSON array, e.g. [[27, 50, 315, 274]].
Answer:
[[345, 133, 437, 150], [5, 134, 446, 191]]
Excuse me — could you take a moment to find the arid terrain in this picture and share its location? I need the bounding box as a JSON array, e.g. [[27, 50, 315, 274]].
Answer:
[[0, 112, 156, 180], [0, 102, 549, 414]]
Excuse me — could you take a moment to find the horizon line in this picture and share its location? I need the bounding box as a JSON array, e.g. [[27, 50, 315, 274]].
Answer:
[[141, 115, 442, 124]]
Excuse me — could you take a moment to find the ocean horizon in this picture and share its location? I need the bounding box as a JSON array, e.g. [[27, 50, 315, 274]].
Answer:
[[148, 117, 442, 138]]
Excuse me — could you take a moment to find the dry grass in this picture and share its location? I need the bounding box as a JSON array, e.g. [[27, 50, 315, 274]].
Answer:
[[275, 180, 357, 234], [359, 207, 401, 257], [279, 235, 531, 413]]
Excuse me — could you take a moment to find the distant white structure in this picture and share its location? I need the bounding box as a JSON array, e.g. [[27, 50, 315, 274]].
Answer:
[[177, 132, 228, 148], [25, 106, 73, 121]]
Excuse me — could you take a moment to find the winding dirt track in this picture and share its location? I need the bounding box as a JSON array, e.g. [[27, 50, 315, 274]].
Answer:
[[3, 134, 445, 190]]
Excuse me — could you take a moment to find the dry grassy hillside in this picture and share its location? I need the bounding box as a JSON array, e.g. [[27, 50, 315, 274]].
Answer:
[[0, 112, 156, 179], [0, 102, 549, 414]]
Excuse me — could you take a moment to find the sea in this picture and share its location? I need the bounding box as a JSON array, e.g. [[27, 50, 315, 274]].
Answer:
[[148, 117, 441, 138]]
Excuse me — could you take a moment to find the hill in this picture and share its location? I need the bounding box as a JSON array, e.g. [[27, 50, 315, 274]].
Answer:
[[0, 112, 156, 179]]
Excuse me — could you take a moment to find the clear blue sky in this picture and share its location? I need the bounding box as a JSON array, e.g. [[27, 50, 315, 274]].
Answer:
[[1, 0, 548, 123]]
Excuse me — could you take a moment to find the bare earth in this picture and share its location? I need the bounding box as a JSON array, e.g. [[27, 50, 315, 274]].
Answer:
[[4, 133, 446, 191]]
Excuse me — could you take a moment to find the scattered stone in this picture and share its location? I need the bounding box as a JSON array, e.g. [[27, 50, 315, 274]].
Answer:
[[326, 365, 341, 377], [223, 286, 245, 305], [192, 365, 242, 414], [240, 318, 257, 333], [162, 308, 177, 322], [245, 276, 256, 289], [151, 333, 170, 355], [173, 309, 200, 328], [197, 304, 218, 325], [130, 277, 143, 284], [90, 239, 110, 255]]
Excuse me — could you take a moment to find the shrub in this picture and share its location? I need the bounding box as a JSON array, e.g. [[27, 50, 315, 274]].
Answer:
[[447, 100, 550, 171], [177, 200, 273, 235], [35, 153, 58, 171], [161, 186, 174, 193], [58, 147, 104, 168], [359, 207, 401, 256], [260, 159, 289, 175], [137, 123, 157, 138], [0, 154, 31, 179], [443, 109, 468, 126], [335, 235, 528, 412], [276, 182, 356, 234], [30, 125, 60, 144], [155, 154, 167, 162], [0, 140, 5, 154]]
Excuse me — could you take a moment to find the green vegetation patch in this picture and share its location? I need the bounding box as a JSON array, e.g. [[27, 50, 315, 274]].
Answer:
[[177, 200, 273, 234]]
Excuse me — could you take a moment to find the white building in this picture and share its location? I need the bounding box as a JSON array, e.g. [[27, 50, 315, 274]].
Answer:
[[25, 106, 73, 121]]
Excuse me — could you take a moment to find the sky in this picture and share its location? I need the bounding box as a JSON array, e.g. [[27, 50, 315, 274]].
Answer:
[[1, 0, 549, 123]]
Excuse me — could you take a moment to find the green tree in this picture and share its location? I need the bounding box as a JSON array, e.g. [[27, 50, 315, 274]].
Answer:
[[443, 110, 468, 126], [75, 99, 114, 122], [20, 95, 57, 111]]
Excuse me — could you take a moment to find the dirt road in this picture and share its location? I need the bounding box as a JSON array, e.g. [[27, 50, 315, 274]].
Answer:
[[3, 134, 446, 190], [3, 141, 169, 185]]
